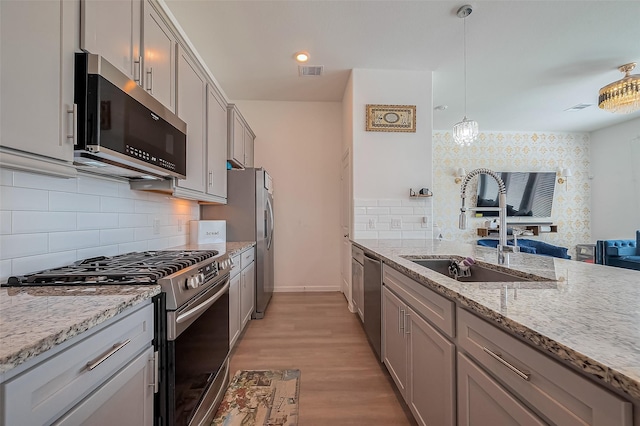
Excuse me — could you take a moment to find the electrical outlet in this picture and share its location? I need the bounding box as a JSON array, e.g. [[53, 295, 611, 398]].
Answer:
[[178, 218, 183, 232], [153, 218, 161, 235], [368, 218, 376, 230], [391, 218, 402, 229], [421, 216, 429, 228]]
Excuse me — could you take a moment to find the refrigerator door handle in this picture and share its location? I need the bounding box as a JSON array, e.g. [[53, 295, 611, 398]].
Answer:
[[266, 196, 274, 250]]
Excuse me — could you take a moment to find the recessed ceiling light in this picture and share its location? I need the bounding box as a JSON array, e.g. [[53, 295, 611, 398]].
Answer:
[[434, 105, 448, 111], [294, 51, 310, 63], [564, 103, 593, 111]]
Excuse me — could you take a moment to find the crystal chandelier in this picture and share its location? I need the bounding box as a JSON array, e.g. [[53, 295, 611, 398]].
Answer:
[[453, 5, 478, 146], [598, 63, 640, 114]]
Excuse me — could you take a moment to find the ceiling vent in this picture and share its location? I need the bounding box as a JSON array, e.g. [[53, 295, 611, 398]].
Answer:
[[564, 103, 593, 111], [298, 65, 324, 77]]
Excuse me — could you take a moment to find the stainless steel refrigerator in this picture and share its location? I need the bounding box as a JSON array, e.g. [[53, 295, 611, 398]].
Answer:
[[201, 168, 274, 318]]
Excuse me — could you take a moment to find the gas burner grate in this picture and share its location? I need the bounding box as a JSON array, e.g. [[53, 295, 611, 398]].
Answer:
[[3, 250, 219, 287]]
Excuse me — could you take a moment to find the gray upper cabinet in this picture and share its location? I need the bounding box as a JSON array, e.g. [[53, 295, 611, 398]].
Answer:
[[142, 0, 176, 112], [227, 104, 255, 169], [81, 0, 142, 84], [0, 0, 78, 177], [206, 85, 228, 201], [176, 46, 207, 194]]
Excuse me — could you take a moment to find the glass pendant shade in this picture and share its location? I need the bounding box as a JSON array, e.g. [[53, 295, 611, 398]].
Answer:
[[453, 116, 478, 146], [598, 63, 640, 114]]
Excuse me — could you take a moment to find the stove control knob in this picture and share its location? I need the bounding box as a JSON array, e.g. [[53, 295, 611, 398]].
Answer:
[[198, 273, 205, 284], [186, 276, 198, 289]]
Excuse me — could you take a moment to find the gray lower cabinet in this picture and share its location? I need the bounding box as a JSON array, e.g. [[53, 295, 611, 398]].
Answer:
[[1, 302, 155, 425], [229, 252, 242, 348], [351, 245, 364, 322], [241, 260, 256, 328], [229, 247, 255, 349], [382, 286, 455, 426], [457, 352, 546, 426]]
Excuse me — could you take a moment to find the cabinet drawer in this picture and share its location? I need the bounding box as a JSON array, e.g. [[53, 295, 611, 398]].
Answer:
[[457, 308, 632, 426], [3, 303, 154, 426], [240, 247, 255, 269], [230, 254, 241, 278], [382, 265, 454, 338], [352, 245, 364, 264]]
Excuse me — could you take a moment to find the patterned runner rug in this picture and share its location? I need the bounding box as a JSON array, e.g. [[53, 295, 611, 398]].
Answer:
[[212, 369, 300, 426]]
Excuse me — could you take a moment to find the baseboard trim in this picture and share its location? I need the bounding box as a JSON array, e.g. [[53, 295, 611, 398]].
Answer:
[[273, 286, 341, 292]]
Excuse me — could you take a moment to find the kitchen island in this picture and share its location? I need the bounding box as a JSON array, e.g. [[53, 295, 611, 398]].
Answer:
[[353, 238, 640, 425]]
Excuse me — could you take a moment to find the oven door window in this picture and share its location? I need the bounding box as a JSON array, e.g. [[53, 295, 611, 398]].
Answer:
[[171, 286, 229, 426]]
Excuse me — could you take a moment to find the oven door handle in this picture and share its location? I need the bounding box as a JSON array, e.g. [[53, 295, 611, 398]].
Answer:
[[176, 281, 230, 324]]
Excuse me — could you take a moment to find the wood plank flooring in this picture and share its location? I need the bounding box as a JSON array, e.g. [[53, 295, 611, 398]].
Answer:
[[230, 292, 416, 425]]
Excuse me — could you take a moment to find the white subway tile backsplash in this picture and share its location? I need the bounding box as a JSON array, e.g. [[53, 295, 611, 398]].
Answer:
[[354, 199, 378, 207], [378, 231, 402, 239], [49, 192, 100, 212], [118, 241, 149, 254], [0, 212, 11, 234], [402, 231, 427, 239], [354, 223, 366, 231], [354, 230, 378, 239], [354, 215, 368, 224], [134, 226, 156, 241], [0, 169, 14, 186], [0, 186, 48, 211], [49, 230, 100, 252], [77, 245, 119, 260], [366, 207, 389, 215], [389, 207, 414, 215], [100, 228, 135, 245], [13, 171, 77, 192], [13, 212, 76, 233], [135, 199, 162, 214], [77, 212, 119, 230], [168, 234, 189, 247], [119, 213, 150, 228], [0, 233, 48, 260], [354, 207, 367, 216], [378, 199, 402, 207], [12, 250, 77, 277], [402, 199, 428, 207], [0, 259, 12, 283], [100, 196, 135, 213], [77, 174, 120, 197]]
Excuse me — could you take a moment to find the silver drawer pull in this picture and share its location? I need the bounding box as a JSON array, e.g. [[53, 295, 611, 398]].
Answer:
[[86, 339, 131, 371], [483, 346, 530, 381]]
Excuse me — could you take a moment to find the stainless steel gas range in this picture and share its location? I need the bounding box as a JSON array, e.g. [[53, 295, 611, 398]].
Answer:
[[5, 250, 233, 426]]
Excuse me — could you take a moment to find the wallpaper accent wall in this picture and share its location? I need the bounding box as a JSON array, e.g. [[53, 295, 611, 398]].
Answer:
[[432, 131, 591, 258]]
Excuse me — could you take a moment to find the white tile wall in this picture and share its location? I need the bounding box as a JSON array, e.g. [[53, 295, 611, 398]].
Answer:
[[0, 170, 199, 282], [353, 198, 433, 240]]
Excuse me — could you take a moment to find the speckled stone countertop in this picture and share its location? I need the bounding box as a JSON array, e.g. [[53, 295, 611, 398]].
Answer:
[[171, 241, 256, 257], [353, 238, 640, 401], [0, 285, 160, 376]]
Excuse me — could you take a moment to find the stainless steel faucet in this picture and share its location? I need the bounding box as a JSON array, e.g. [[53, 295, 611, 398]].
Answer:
[[458, 168, 518, 264]]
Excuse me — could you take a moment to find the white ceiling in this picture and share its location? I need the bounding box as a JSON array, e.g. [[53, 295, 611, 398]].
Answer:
[[164, 0, 640, 133]]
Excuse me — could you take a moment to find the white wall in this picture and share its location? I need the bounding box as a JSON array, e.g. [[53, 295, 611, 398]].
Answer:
[[234, 100, 343, 292], [590, 117, 640, 240], [350, 69, 434, 239], [0, 170, 198, 283]]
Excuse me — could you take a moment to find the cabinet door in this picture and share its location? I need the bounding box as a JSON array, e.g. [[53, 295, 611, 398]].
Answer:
[[243, 126, 254, 168], [406, 307, 455, 426], [227, 107, 245, 167], [81, 0, 142, 83], [54, 347, 154, 426], [143, 0, 175, 111], [176, 46, 206, 193], [207, 86, 228, 199], [0, 0, 76, 163], [229, 273, 241, 348], [351, 258, 360, 317], [382, 287, 407, 398], [240, 262, 255, 328], [458, 352, 546, 426]]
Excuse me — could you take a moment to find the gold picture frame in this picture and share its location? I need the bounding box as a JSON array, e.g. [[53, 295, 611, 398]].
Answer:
[[365, 104, 416, 132]]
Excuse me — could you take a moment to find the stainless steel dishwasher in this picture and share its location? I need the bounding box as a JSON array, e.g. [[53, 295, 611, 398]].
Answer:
[[363, 252, 382, 361]]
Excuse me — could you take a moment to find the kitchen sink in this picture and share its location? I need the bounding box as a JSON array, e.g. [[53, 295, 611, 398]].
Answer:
[[409, 258, 534, 282]]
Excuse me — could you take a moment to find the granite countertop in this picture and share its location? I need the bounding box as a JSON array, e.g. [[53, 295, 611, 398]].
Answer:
[[171, 241, 256, 258], [0, 285, 160, 376], [353, 238, 640, 401]]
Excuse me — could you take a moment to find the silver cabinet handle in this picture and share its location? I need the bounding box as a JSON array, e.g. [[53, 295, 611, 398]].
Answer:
[[404, 312, 410, 335], [146, 67, 153, 92], [148, 350, 159, 393], [399, 308, 405, 334], [67, 104, 77, 145], [208, 171, 213, 187], [134, 56, 142, 85], [483, 346, 531, 381], [86, 339, 131, 371]]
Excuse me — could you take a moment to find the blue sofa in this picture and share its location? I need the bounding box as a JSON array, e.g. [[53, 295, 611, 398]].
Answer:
[[595, 231, 640, 271], [477, 239, 571, 259]]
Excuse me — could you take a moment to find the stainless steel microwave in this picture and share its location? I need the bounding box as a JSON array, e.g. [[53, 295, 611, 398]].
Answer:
[[74, 52, 187, 180]]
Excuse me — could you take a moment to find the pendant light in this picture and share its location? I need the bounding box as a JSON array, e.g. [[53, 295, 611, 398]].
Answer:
[[453, 5, 478, 146]]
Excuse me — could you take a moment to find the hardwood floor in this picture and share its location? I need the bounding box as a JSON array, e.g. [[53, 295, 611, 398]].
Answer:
[[230, 292, 416, 425]]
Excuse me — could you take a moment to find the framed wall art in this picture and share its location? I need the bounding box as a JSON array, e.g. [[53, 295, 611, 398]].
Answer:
[[365, 104, 416, 132]]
